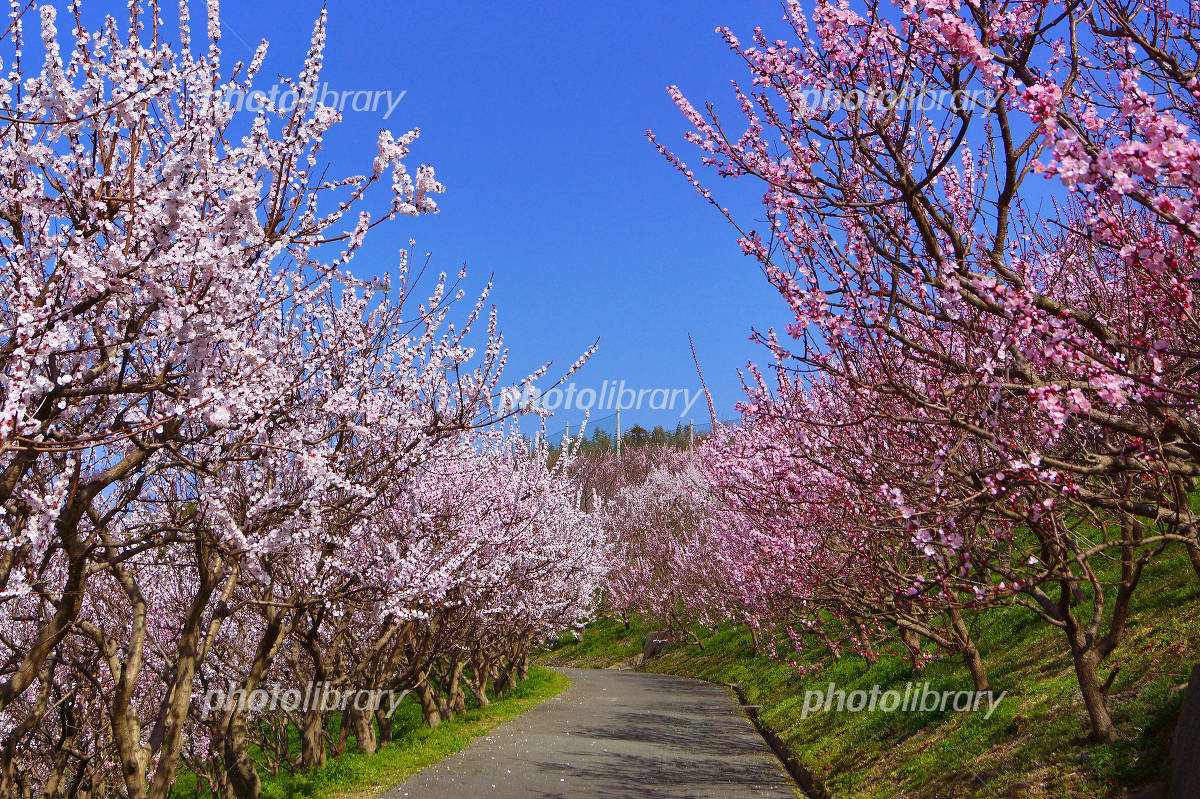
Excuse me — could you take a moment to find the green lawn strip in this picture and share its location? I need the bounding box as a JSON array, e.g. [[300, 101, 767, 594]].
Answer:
[[541, 548, 1199, 798], [174, 666, 570, 799], [540, 618, 647, 668], [277, 665, 570, 799]]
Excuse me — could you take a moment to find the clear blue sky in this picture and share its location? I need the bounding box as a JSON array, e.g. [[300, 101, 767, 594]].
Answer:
[[81, 0, 797, 434]]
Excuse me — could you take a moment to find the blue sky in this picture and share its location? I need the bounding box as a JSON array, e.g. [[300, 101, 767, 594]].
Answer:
[[81, 0, 799, 435]]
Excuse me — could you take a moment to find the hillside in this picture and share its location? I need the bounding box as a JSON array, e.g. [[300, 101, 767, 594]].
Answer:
[[541, 550, 1199, 799]]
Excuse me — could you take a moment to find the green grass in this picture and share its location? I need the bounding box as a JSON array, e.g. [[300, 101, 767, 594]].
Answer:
[[173, 665, 570, 799], [540, 616, 647, 668], [541, 549, 1200, 798]]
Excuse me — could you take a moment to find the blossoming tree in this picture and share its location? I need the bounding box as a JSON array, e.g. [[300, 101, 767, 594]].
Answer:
[[656, 0, 1200, 743], [0, 3, 606, 797]]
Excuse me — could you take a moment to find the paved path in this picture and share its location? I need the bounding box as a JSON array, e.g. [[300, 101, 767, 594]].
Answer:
[[382, 667, 795, 799]]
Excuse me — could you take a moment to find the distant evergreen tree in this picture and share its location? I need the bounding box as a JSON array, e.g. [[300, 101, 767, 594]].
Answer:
[[532, 419, 697, 459]]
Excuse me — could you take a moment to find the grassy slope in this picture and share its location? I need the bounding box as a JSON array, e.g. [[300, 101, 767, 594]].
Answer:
[[541, 551, 1199, 798], [173, 665, 570, 799]]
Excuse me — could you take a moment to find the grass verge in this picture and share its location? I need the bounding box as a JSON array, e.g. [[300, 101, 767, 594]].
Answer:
[[173, 665, 570, 799]]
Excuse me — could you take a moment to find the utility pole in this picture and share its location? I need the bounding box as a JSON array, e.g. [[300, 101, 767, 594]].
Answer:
[[615, 408, 621, 455], [689, 419, 695, 449]]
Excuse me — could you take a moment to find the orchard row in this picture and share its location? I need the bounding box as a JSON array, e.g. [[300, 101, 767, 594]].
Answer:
[[0, 5, 604, 798], [607, 0, 1200, 749]]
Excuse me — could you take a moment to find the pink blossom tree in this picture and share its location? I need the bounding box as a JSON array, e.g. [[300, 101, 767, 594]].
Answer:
[[657, 0, 1200, 742]]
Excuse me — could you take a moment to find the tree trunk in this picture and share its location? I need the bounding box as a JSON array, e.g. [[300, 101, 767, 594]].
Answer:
[[899, 628, 924, 674], [855, 622, 876, 665], [468, 659, 491, 707], [332, 710, 350, 757], [216, 605, 291, 799], [222, 715, 261, 799], [447, 659, 467, 715], [375, 706, 393, 747], [497, 661, 518, 696], [469, 679, 491, 706], [415, 673, 442, 728], [350, 706, 377, 755], [1071, 643, 1116, 743], [817, 628, 841, 659], [148, 563, 238, 799], [949, 609, 989, 692], [210, 762, 234, 799], [300, 710, 327, 770], [961, 643, 990, 693], [1062, 595, 1116, 744], [1186, 538, 1200, 581]]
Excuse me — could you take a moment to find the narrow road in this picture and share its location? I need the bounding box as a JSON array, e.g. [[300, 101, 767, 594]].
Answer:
[[382, 667, 796, 799]]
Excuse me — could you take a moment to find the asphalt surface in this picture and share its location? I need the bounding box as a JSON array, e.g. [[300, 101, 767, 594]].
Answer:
[[381, 667, 796, 799]]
